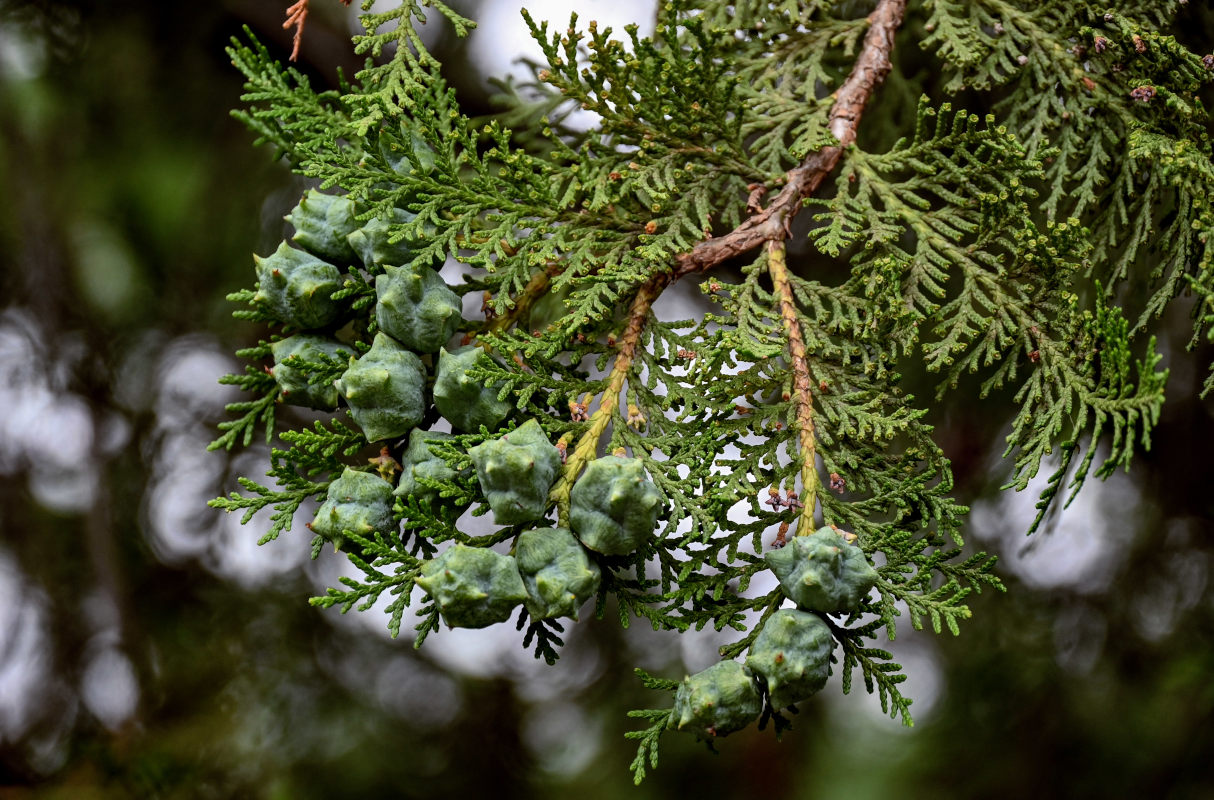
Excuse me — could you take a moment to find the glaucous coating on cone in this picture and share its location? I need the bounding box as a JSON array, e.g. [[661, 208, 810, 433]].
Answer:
[[467, 419, 560, 525], [269, 335, 353, 410], [569, 455, 663, 556], [374, 263, 461, 353], [667, 660, 762, 739], [415, 543, 527, 628], [286, 190, 360, 264], [514, 527, 601, 621], [253, 241, 342, 329], [745, 608, 833, 710], [394, 429, 462, 505], [334, 333, 426, 442], [433, 346, 512, 433], [381, 125, 437, 177], [348, 208, 422, 269], [309, 467, 395, 548], [764, 527, 879, 613]]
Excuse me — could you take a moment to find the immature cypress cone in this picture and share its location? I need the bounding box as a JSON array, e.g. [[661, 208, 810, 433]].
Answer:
[[569, 455, 663, 556], [393, 429, 461, 505], [309, 467, 395, 549], [514, 527, 601, 621], [375, 263, 461, 353], [381, 125, 437, 177], [745, 608, 833, 710], [415, 543, 527, 628], [334, 332, 426, 442], [252, 241, 342, 329], [269, 335, 353, 410], [667, 660, 763, 739], [764, 527, 878, 612], [467, 419, 560, 525], [432, 346, 512, 433], [286, 190, 360, 264], [348, 208, 422, 269]]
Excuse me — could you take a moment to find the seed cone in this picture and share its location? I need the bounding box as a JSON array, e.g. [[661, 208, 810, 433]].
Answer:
[[375, 263, 461, 354], [334, 332, 426, 442], [433, 346, 512, 433], [416, 544, 527, 628], [764, 527, 878, 612], [252, 241, 342, 329], [570, 455, 663, 556], [467, 420, 560, 525], [514, 527, 601, 621], [286, 190, 360, 264], [745, 608, 833, 709], [668, 660, 762, 739], [269, 335, 353, 410], [310, 467, 395, 549]]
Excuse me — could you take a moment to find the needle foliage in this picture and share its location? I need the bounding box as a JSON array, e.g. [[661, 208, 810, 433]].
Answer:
[[209, 0, 1209, 782]]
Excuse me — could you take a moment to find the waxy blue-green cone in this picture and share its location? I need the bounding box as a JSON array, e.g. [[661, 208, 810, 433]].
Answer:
[[394, 429, 462, 505], [569, 455, 663, 556], [432, 346, 512, 433], [375, 263, 461, 353], [764, 527, 878, 613], [514, 527, 601, 621], [252, 241, 342, 329], [286, 190, 360, 264], [348, 208, 422, 269], [416, 544, 527, 628], [668, 660, 762, 739], [745, 609, 833, 709], [309, 468, 395, 549], [334, 333, 426, 442], [467, 419, 560, 525], [269, 335, 353, 410], [380, 125, 437, 178]]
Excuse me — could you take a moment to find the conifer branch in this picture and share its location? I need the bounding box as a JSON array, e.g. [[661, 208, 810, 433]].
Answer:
[[484, 262, 554, 337], [550, 277, 664, 524], [766, 239, 819, 531], [673, 0, 906, 277]]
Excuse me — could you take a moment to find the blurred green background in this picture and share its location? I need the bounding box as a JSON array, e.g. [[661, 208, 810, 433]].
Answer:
[[0, 1, 1212, 797]]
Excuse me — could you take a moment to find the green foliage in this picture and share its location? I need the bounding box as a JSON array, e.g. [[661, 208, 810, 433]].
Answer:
[[208, 0, 1206, 782]]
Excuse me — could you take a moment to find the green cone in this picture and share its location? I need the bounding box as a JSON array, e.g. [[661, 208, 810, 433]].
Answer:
[[334, 332, 426, 442], [432, 346, 512, 433], [348, 208, 424, 269], [668, 660, 762, 739], [252, 241, 342, 329], [569, 456, 663, 556], [375, 263, 461, 353], [745, 609, 833, 709], [764, 527, 878, 613], [394, 429, 463, 505], [467, 419, 560, 525], [269, 335, 353, 410], [310, 468, 396, 549], [286, 190, 360, 264], [514, 527, 601, 621], [416, 544, 527, 628]]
